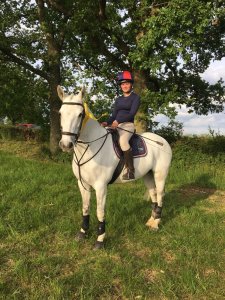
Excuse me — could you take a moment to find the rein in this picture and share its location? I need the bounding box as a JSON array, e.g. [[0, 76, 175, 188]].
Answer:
[[76, 132, 109, 145], [73, 133, 109, 167], [73, 132, 109, 191], [60, 100, 110, 191]]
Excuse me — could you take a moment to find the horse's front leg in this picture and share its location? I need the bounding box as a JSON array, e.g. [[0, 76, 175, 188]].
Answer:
[[94, 184, 107, 250], [76, 180, 91, 241]]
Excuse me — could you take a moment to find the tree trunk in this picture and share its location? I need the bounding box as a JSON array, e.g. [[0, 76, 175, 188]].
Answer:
[[36, 0, 63, 154], [49, 82, 61, 155], [133, 70, 148, 133]]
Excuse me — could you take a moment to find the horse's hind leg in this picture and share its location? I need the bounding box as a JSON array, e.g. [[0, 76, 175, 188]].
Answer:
[[144, 170, 166, 230], [76, 180, 91, 241], [143, 171, 159, 230], [143, 170, 157, 202]]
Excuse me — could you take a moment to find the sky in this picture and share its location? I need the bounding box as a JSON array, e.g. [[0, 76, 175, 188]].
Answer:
[[154, 58, 225, 135]]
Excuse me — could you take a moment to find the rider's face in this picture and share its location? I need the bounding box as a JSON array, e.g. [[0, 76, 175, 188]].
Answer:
[[120, 82, 132, 94]]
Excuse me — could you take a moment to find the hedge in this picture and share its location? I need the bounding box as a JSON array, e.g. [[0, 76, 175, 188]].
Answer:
[[0, 125, 43, 141]]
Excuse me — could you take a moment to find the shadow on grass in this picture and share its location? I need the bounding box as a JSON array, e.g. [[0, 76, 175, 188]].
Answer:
[[163, 173, 217, 225], [106, 174, 217, 235]]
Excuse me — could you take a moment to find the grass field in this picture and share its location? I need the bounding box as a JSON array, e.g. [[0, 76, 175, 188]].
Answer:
[[0, 138, 225, 299]]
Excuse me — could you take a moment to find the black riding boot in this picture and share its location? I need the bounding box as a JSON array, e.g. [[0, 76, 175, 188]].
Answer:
[[122, 148, 135, 180]]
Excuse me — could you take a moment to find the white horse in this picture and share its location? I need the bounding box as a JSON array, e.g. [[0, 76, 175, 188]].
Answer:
[[57, 86, 172, 249]]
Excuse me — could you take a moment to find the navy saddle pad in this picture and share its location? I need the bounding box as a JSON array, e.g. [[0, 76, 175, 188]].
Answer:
[[108, 128, 148, 158]]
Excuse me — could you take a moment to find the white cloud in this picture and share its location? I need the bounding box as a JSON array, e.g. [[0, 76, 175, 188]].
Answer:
[[181, 112, 225, 134], [178, 110, 225, 135]]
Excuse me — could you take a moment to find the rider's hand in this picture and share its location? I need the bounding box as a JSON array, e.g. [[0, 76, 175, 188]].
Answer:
[[111, 120, 119, 128], [101, 122, 108, 127]]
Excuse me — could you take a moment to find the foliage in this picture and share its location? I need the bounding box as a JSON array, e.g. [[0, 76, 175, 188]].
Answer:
[[0, 125, 22, 140], [130, 0, 225, 114], [0, 0, 224, 152], [0, 59, 50, 128], [172, 134, 225, 166], [153, 120, 183, 144], [0, 125, 43, 142]]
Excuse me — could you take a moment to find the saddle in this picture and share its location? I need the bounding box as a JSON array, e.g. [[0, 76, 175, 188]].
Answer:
[[107, 128, 147, 184], [108, 128, 147, 159]]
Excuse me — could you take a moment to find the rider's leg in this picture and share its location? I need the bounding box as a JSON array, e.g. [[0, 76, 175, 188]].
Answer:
[[122, 148, 135, 180], [118, 122, 135, 180]]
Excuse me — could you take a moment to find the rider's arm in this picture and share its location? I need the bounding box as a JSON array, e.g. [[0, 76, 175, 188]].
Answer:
[[106, 100, 118, 125]]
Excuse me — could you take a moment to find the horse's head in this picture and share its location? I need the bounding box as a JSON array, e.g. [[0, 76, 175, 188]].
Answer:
[[57, 85, 85, 152]]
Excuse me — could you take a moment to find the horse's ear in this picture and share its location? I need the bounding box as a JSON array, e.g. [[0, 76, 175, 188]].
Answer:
[[57, 85, 64, 101]]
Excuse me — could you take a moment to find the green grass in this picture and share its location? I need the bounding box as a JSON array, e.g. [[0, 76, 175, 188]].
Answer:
[[0, 138, 225, 299]]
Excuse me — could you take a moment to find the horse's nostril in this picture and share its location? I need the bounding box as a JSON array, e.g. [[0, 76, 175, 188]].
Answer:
[[68, 142, 73, 148]]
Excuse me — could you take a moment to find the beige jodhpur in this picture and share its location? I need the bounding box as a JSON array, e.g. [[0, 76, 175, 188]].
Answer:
[[117, 122, 135, 151]]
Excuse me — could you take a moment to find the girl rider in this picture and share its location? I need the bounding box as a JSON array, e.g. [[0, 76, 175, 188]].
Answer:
[[101, 71, 140, 180]]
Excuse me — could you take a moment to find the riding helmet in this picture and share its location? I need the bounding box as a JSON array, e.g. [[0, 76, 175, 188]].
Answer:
[[117, 71, 134, 84]]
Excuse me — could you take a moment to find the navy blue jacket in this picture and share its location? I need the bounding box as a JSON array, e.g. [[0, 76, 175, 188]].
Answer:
[[107, 92, 140, 124]]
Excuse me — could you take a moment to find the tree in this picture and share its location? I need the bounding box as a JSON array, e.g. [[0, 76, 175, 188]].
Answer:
[[0, 0, 224, 153], [0, 0, 75, 153], [0, 58, 49, 127], [65, 0, 225, 130], [0, 0, 120, 152], [130, 0, 225, 115]]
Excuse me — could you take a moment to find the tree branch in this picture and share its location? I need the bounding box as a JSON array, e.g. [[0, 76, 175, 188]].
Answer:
[[0, 46, 49, 81], [46, 0, 73, 17], [99, 0, 107, 20]]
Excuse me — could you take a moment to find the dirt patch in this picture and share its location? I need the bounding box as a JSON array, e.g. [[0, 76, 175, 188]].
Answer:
[[203, 268, 217, 278], [142, 268, 165, 283], [162, 251, 176, 263], [178, 186, 217, 197], [178, 186, 225, 213]]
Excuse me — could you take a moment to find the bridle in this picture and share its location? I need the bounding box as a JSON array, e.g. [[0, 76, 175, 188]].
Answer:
[[61, 102, 85, 141]]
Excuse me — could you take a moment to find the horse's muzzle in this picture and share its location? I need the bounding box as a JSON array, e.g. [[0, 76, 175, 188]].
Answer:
[[59, 140, 74, 152], [59, 132, 79, 152]]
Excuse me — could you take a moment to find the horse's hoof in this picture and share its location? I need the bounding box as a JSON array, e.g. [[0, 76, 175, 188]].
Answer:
[[75, 231, 87, 241], [146, 222, 159, 232], [150, 227, 159, 232], [93, 241, 104, 250], [146, 217, 160, 231]]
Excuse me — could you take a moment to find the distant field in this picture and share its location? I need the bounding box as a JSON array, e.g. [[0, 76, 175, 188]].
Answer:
[[0, 138, 225, 299]]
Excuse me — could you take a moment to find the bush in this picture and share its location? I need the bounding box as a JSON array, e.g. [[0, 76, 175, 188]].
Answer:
[[153, 120, 183, 144], [0, 125, 43, 141], [0, 125, 21, 140], [172, 135, 225, 165]]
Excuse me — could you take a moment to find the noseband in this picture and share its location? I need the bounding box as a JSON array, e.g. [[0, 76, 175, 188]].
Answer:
[[61, 102, 85, 139]]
